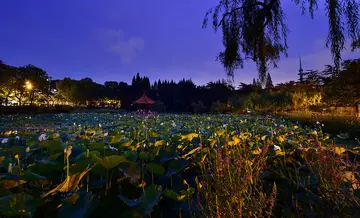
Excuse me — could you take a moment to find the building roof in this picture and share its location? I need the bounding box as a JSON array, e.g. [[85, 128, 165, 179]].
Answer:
[[134, 93, 155, 104]]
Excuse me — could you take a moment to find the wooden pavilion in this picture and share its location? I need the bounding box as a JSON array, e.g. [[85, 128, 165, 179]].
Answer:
[[134, 93, 155, 111]]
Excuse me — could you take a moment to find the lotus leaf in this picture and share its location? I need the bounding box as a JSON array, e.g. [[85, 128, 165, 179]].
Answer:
[[93, 155, 127, 169], [58, 193, 99, 218], [145, 163, 165, 176], [42, 167, 92, 197], [118, 184, 162, 214], [0, 194, 36, 217]]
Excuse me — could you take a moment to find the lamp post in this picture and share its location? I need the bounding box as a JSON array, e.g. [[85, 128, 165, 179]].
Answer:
[[25, 81, 33, 106]]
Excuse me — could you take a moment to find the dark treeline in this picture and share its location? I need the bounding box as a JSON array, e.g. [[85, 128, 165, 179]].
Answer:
[[0, 59, 236, 112], [57, 74, 236, 113], [1, 58, 360, 113], [234, 58, 360, 113]]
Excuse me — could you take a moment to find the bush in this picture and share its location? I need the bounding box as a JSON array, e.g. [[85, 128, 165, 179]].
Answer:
[[191, 101, 207, 114], [210, 101, 226, 114], [231, 92, 292, 113], [152, 100, 165, 112]]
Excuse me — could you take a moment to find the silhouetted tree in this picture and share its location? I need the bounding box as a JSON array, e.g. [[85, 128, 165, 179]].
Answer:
[[132, 73, 151, 100], [18, 65, 51, 105], [104, 81, 119, 99], [238, 83, 255, 95], [203, 0, 360, 83], [250, 78, 262, 92], [323, 58, 360, 105], [2, 57, 360, 112], [0, 62, 18, 106], [265, 73, 273, 89], [57, 77, 75, 101], [105, 81, 118, 90], [207, 79, 234, 104], [303, 69, 322, 85]]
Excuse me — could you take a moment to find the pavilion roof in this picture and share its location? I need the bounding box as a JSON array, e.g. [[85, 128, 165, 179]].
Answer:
[[134, 93, 155, 104]]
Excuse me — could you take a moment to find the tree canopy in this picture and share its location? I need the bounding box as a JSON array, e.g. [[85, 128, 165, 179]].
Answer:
[[203, 0, 360, 83]]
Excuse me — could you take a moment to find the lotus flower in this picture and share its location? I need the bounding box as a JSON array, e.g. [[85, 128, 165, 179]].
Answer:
[[108, 145, 118, 151], [310, 130, 317, 135], [38, 134, 47, 142], [8, 163, 12, 173], [273, 145, 281, 151], [1, 138, 9, 144], [104, 132, 109, 137]]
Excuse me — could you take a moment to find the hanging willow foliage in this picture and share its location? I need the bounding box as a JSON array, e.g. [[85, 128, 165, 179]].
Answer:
[[203, 0, 360, 84]]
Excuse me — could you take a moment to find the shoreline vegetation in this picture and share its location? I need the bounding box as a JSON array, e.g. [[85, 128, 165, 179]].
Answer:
[[279, 111, 360, 138], [1, 106, 360, 138]]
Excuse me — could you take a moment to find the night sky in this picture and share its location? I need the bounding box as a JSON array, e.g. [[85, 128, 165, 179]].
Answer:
[[1, 0, 359, 86]]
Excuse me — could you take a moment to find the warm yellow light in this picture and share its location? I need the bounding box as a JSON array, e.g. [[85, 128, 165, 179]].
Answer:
[[25, 81, 33, 90]]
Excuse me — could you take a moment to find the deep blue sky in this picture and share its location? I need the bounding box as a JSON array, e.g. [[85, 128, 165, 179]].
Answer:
[[1, 0, 359, 86]]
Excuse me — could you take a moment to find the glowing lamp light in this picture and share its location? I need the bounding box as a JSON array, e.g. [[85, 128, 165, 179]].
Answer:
[[25, 81, 33, 90]]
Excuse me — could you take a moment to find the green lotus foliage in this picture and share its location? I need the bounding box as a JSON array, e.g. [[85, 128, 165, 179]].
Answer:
[[0, 113, 359, 217]]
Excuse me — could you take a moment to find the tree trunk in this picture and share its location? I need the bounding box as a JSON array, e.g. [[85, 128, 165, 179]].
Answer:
[[5, 92, 11, 106], [29, 92, 34, 106]]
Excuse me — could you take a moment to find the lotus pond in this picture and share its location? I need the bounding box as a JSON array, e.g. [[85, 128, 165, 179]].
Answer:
[[1, 113, 360, 217]]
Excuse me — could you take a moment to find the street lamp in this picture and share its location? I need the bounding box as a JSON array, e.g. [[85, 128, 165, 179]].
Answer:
[[25, 81, 33, 90]]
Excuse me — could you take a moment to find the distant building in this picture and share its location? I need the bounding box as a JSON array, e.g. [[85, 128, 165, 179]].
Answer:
[[298, 57, 305, 83]]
